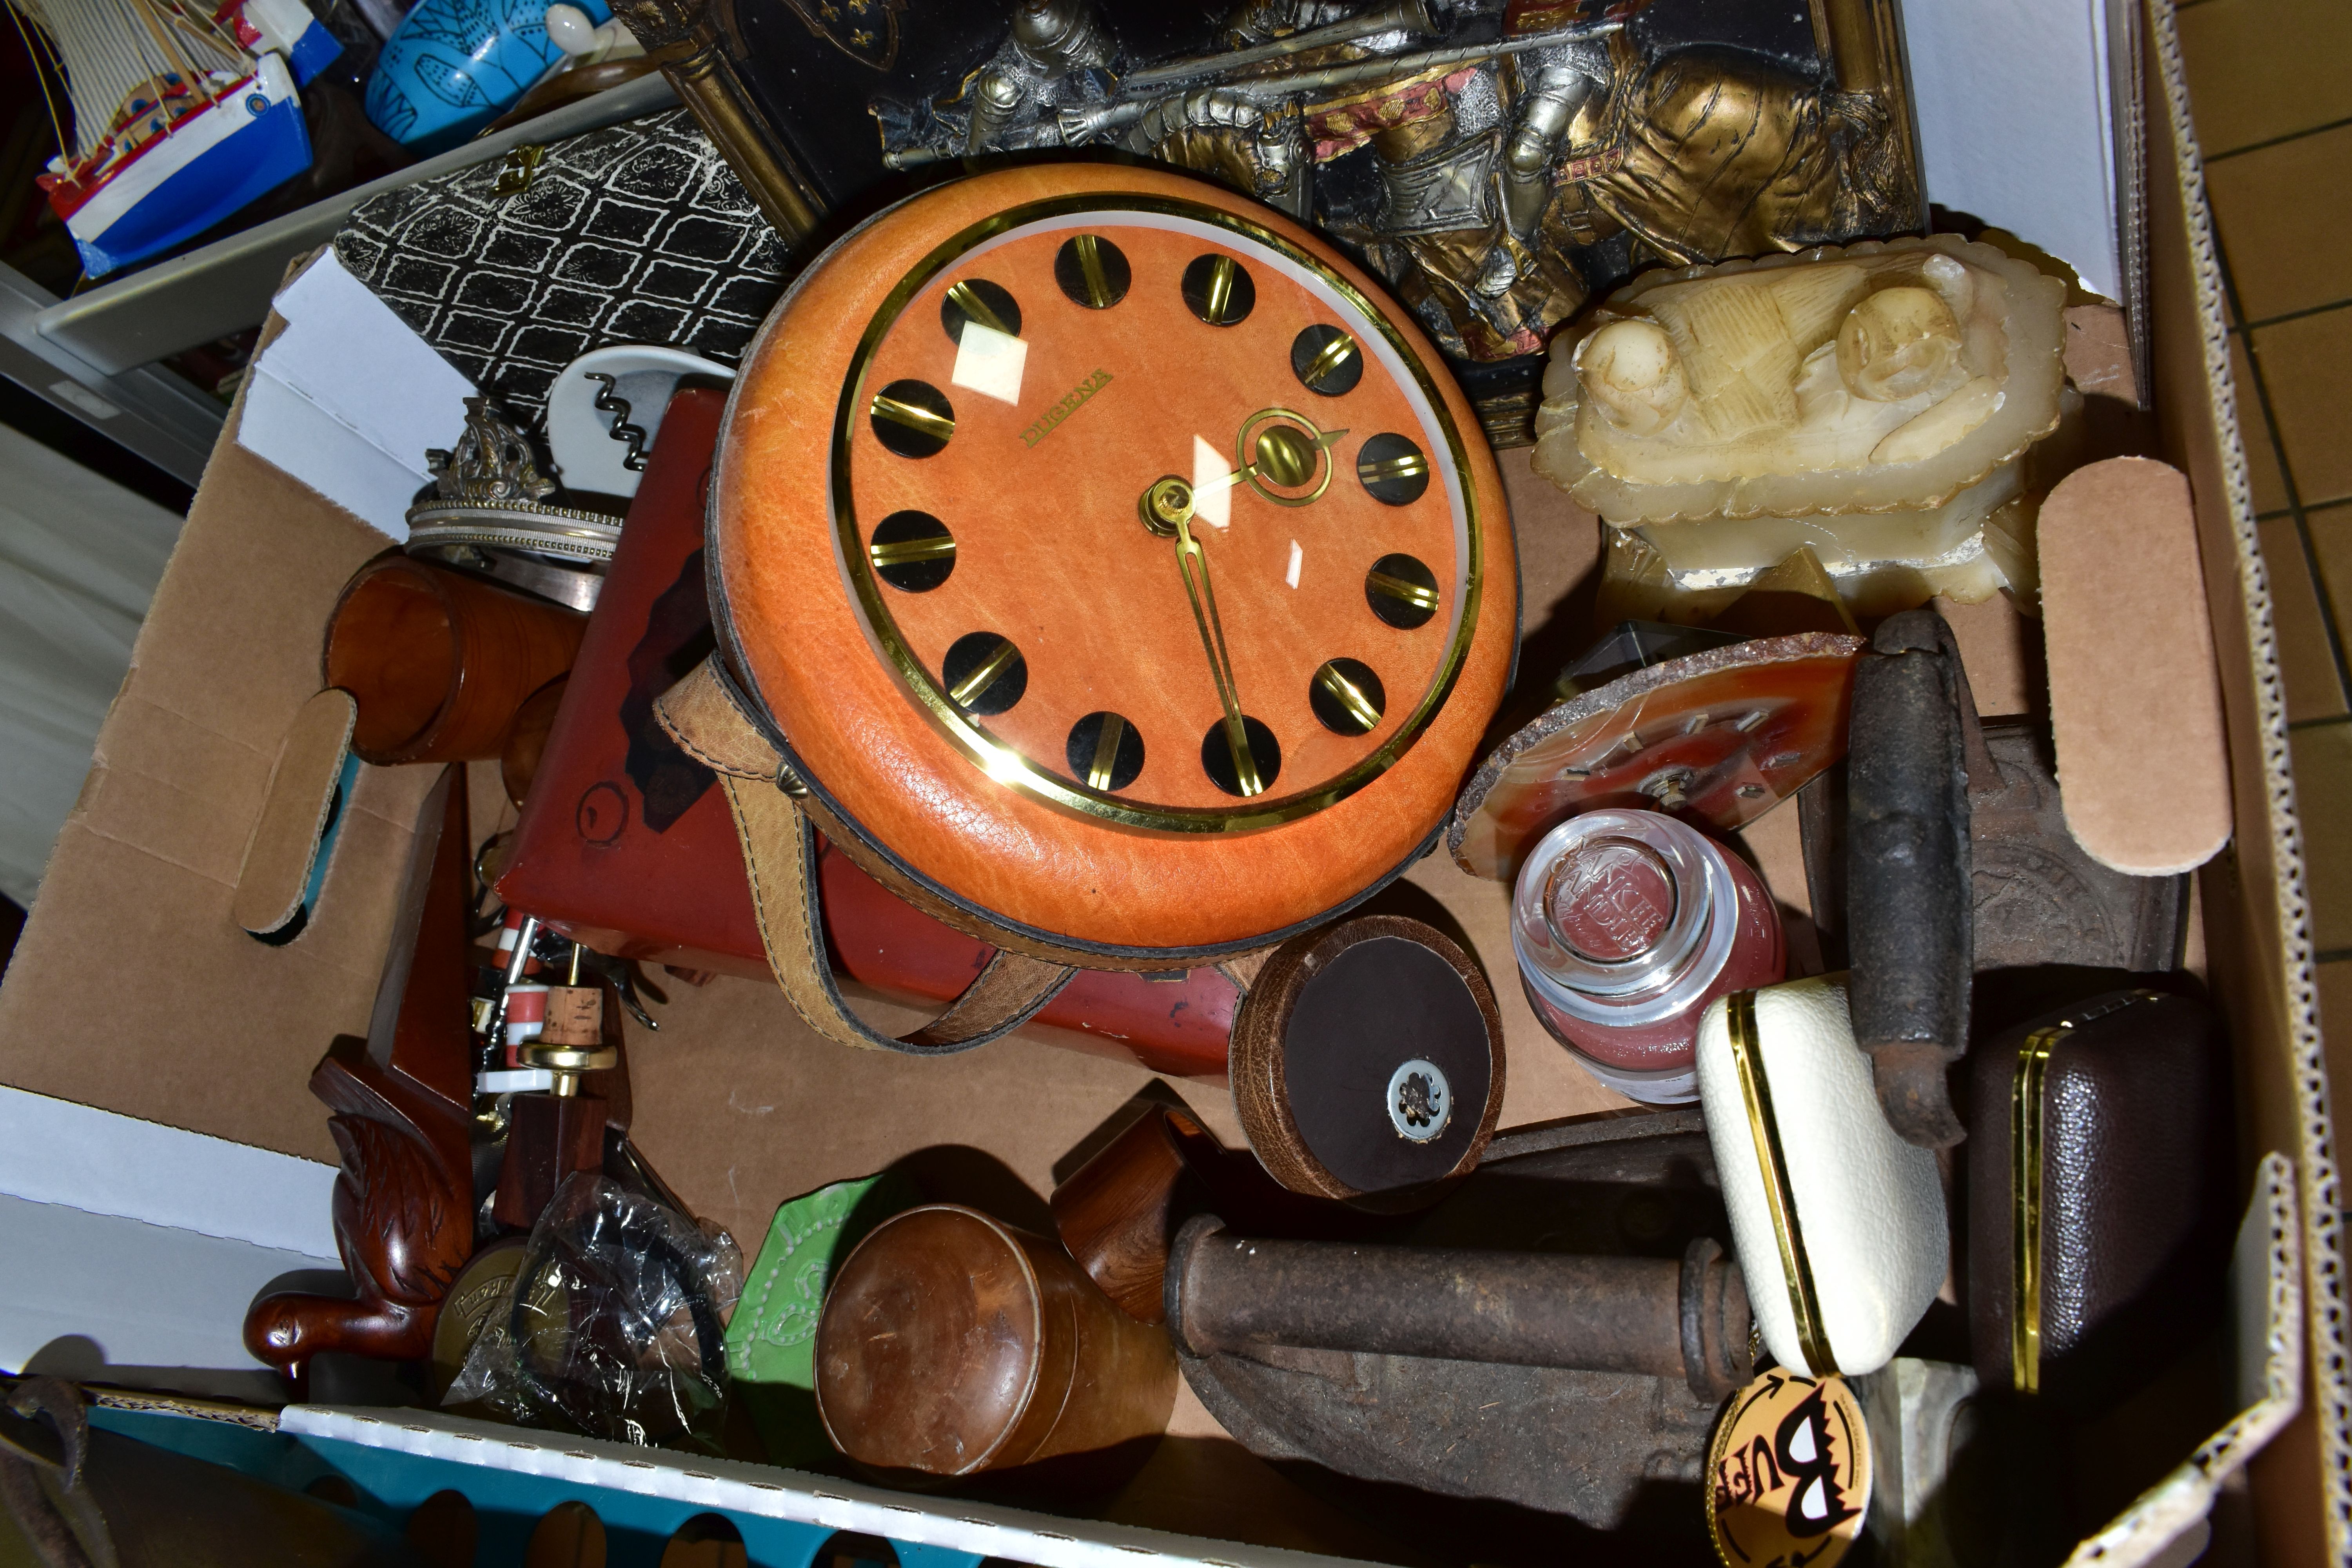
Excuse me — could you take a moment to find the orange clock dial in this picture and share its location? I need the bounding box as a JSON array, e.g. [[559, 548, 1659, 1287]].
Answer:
[[711, 166, 1516, 958], [840, 206, 1477, 826]]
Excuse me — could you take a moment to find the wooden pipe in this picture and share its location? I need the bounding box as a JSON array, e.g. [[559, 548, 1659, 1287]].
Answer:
[[244, 769, 478, 1372], [1049, 1107, 1233, 1324]]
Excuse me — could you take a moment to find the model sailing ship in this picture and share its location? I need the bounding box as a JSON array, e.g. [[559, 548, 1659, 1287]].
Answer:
[[9, 0, 333, 276]]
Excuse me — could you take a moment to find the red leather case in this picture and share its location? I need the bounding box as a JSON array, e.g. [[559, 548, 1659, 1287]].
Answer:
[[497, 386, 1235, 1078]]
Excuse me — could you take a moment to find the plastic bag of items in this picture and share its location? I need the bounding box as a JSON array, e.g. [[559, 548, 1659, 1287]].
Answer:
[[448, 1173, 745, 1452]]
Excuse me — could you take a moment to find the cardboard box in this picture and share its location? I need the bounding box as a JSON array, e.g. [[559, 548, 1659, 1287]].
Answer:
[[0, 6, 2340, 1564]]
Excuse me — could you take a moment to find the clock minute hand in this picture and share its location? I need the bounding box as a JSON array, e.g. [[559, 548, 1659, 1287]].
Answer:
[[1171, 512, 1263, 797]]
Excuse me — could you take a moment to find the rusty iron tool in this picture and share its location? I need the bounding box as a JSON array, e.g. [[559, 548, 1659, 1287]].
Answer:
[[1165, 1214, 1751, 1402], [1846, 607, 1989, 1147]]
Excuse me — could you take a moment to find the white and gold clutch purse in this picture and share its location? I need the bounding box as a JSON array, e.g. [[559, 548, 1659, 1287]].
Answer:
[[1696, 973, 1947, 1377]]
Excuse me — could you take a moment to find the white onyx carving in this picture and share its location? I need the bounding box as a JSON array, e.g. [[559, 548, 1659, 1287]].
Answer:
[[1533, 235, 2067, 523], [1577, 319, 1688, 436], [1837, 286, 1965, 403]]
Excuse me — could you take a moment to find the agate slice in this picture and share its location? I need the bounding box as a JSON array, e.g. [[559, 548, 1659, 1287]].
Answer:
[[1532, 236, 2067, 523], [1448, 634, 1864, 880]]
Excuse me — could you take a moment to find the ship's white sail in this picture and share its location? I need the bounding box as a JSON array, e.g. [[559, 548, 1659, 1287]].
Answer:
[[8, 0, 248, 162], [8, 0, 316, 278]]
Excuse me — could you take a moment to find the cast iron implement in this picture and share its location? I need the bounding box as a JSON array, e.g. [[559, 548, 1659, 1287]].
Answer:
[[1846, 607, 1983, 1147], [1173, 1109, 1734, 1534], [1165, 1214, 1751, 1404]]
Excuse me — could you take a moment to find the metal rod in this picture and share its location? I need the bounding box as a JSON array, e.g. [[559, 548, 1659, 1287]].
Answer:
[[1050, 18, 1622, 149], [483, 913, 540, 1049], [1212, 19, 1623, 100], [1120, 0, 1437, 93]]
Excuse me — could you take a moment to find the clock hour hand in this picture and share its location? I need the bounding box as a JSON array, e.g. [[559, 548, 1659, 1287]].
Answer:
[[1171, 512, 1263, 797], [1194, 424, 1347, 500]]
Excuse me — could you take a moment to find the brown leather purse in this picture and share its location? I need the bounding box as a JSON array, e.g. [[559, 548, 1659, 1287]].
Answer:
[[655, 162, 1517, 1055], [1965, 988, 2234, 1411]]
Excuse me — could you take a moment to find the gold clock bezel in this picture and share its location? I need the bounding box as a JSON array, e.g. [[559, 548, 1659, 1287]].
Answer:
[[830, 192, 1484, 835]]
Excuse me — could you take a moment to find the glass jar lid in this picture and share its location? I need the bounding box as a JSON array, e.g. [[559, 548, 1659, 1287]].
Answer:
[[1512, 807, 1738, 1025]]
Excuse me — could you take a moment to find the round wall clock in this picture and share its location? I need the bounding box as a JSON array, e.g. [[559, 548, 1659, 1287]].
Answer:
[[710, 164, 1517, 963]]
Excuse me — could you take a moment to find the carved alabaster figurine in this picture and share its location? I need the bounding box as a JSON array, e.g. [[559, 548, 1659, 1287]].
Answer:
[[1532, 234, 2069, 617]]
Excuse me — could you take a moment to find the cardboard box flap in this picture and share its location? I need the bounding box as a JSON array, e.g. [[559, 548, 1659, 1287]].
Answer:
[[2142, 0, 2348, 1557], [0, 388, 437, 1165]]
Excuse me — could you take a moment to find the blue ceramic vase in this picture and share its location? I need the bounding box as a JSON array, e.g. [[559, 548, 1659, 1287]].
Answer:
[[364, 0, 610, 153]]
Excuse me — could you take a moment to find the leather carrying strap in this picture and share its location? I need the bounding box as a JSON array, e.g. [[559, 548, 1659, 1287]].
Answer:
[[655, 655, 1076, 1054]]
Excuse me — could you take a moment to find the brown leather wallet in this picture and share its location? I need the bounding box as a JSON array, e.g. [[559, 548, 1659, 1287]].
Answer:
[[1965, 988, 2234, 1411]]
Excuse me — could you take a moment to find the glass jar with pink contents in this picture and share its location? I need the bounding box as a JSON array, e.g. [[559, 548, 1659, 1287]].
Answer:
[[1510, 807, 1785, 1103]]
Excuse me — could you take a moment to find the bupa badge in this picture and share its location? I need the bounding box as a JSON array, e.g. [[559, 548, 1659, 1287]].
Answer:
[[1706, 1368, 1871, 1568]]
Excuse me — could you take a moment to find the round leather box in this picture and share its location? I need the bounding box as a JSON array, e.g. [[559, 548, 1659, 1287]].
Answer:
[[1230, 914, 1506, 1203]]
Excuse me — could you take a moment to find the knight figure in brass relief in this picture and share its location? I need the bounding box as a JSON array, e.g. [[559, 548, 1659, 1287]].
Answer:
[[871, 0, 1924, 370]]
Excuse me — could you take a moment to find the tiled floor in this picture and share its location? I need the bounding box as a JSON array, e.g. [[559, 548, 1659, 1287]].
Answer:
[[2179, 0, 2352, 1141]]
